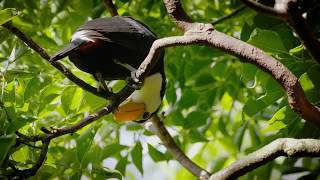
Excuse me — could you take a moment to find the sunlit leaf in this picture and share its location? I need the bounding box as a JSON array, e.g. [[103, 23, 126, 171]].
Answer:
[[0, 8, 19, 25], [148, 144, 167, 162], [131, 142, 143, 174]]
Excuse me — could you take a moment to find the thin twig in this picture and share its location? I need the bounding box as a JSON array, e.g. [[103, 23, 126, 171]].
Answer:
[[1, 22, 115, 99], [239, 0, 286, 19], [145, 115, 211, 178], [8, 140, 50, 178], [211, 5, 247, 25], [209, 138, 320, 180], [103, 0, 118, 16]]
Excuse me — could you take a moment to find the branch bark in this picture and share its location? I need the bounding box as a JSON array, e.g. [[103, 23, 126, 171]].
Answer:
[[209, 138, 320, 180], [162, 0, 320, 128], [103, 0, 118, 16], [144, 115, 210, 179]]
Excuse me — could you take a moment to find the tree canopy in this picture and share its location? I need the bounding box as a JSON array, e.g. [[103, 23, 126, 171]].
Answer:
[[0, 0, 320, 179]]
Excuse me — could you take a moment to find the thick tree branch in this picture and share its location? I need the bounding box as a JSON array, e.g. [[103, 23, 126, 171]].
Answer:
[[211, 5, 247, 25], [103, 0, 118, 16], [209, 138, 320, 180], [2, 22, 115, 99], [239, 0, 320, 64], [163, 0, 194, 31], [144, 115, 210, 179], [140, 33, 320, 128]]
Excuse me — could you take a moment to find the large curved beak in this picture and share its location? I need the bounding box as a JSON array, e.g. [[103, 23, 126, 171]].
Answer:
[[114, 101, 146, 122], [50, 43, 79, 62]]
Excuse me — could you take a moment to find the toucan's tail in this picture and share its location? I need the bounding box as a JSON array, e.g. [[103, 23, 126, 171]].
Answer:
[[50, 43, 79, 61]]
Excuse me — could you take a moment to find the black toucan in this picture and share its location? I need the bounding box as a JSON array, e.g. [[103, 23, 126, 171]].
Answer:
[[51, 16, 165, 122]]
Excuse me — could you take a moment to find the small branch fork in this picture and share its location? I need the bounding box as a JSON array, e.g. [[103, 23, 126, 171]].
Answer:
[[3, 0, 320, 179], [239, 0, 320, 64]]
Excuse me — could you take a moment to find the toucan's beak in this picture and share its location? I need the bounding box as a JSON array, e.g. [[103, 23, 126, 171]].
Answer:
[[114, 101, 146, 122], [50, 43, 79, 62]]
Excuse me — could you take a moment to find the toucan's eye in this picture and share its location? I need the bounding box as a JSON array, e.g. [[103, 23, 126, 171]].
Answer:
[[143, 112, 150, 119]]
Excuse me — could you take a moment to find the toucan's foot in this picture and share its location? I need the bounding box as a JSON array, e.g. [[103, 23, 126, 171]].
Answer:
[[129, 70, 143, 90], [95, 72, 112, 92]]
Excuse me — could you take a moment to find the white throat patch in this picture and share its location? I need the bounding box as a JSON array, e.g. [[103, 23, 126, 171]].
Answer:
[[131, 73, 163, 114]]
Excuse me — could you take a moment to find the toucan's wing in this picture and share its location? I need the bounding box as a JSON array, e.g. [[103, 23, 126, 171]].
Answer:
[[77, 16, 157, 55]]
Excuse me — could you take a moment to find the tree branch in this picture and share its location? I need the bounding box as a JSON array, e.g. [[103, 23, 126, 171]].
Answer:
[[239, 0, 286, 19], [211, 5, 247, 25], [1, 22, 115, 99], [163, 0, 194, 32], [144, 115, 210, 179], [209, 138, 320, 180], [162, 0, 320, 127], [103, 0, 118, 16]]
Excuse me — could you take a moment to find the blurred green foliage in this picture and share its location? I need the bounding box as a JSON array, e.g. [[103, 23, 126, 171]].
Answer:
[[0, 0, 320, 179]]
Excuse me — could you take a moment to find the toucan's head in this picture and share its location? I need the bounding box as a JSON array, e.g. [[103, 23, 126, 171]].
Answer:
[[114, 72, 164, 122], [50, 30, 103, 62]]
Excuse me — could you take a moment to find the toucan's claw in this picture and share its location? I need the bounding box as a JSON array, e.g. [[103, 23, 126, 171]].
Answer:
[[128, 70, 143, 90]]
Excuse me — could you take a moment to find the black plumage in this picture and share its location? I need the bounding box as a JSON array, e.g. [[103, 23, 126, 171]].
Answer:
[[51, 16, 164, 82]]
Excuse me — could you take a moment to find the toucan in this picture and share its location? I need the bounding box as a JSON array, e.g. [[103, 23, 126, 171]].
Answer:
[[50, 16, 165, 122]]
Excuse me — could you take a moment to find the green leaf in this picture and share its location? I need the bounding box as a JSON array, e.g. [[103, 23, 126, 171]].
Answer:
[[115, 155, 128, 175], [131, 142, 143, 174], [76, 126, 97, 165], [299, 65, 320, 91], [263, 106, 298, 132], [92, 166, 122, 180], [248, 28, 287, 53], [240, 22, 254, 41], [243, 99, 267, 117], [0, 8, 19, 25], [249, 124, 261, 146], [61, 86, 83, 114], [0, 134, 16, 166], [189, 130, 208, 143], [209, 156, 228, 172], [147, 144, 167, 162], [178, 89, 198, 109], [233, 121, 248, 150], [220, 92, 233, 111], [24, 77, 41, 101], [184, 111, 208, 129], [101, 144, 127, 159]]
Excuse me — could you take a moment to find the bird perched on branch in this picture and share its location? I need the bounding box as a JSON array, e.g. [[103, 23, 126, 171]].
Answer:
[[51, 16, 165, 122]]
